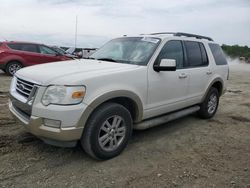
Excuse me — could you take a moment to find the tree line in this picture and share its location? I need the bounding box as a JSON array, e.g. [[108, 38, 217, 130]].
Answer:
[[222, 44, 250, 58]]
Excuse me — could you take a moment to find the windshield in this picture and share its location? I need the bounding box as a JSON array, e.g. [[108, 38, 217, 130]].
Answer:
[[90, 37, 160, 65]]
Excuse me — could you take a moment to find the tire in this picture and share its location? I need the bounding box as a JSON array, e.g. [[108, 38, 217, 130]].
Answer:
[[6, 61, 22, 76], [198, 87, 219, 119], [81, 102, 133, 160]]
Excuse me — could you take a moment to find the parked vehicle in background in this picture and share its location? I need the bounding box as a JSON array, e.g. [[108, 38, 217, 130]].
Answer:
[[65, 47, 96, 58], [51, 46, 77, 58], [81, 48, 97, 58], [65, 47, 76, 55], [9, 32, 229, 160], [0, 41, 72, 76]]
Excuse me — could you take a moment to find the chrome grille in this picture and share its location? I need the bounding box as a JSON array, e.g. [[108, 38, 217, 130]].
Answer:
[[15, 77, 35, 98]]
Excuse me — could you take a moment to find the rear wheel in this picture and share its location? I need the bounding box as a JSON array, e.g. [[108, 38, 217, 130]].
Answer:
[[6, 61, 22, 76], [198, 87, 219, 119], [81, 102, 133, 160]]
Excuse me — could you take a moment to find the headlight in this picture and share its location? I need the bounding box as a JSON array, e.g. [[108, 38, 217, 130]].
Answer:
[[42, 85, 86, 106]]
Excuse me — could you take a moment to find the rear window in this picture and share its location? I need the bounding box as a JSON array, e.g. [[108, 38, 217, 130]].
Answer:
[[184, 41, 208, 67], [7, 43, 39, 53], [209, 43, 228, 65]]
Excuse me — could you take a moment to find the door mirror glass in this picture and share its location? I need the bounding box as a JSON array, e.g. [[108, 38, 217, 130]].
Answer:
[[154, 59, 176, 72]]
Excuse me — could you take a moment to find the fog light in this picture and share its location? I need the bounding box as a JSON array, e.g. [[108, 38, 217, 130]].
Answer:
[[43, 118, 61, 128]]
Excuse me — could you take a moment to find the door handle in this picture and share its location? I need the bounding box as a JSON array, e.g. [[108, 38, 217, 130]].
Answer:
[[179, 73, 187, 79], [206, 70, 212, 75]]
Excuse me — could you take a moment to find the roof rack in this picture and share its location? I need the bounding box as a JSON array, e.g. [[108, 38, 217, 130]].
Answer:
[[148, 32, 213, 41]]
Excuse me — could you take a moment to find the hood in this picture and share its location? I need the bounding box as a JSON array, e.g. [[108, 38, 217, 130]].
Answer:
[[15, 59, 140, 85]]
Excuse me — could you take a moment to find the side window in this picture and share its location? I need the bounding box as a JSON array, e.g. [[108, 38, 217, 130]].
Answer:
[[184, 41, 207, 67], [21, 44, 39, 53], [199, 43, 208, 65], [39, 45, 57, 55], [209, 43, 228, 65], [7, 43, 22, 51], [156, 40, 184, 69]]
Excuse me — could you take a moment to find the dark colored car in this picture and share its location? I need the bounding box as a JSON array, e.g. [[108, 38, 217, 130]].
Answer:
[[0, 41, 72, 75]]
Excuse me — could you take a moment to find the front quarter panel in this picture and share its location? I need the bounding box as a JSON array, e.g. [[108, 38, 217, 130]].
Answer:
[[82, 66, 147, 121]]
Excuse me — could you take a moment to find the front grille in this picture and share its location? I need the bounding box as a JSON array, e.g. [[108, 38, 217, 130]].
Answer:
[[15, 77, 35, 98]]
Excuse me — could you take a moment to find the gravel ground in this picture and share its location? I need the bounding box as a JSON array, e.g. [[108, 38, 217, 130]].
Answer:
[[0, 64, 250, 188]]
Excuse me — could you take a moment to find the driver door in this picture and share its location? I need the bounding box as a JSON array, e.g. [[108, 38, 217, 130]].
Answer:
[[146, 40, 189, 118]]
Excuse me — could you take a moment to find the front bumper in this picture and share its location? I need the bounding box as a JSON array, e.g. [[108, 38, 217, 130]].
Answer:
[[9, 101, 84, 142]]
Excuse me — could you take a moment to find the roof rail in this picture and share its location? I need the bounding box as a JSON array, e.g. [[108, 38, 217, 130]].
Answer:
[[149, 32, 213, 41]]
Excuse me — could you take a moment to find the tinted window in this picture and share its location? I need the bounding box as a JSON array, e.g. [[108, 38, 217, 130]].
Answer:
[[7, 43, 22, 50], [156, 40, 184, 69], [209, 43, 228, 65], [184, 41, 208, 67], [200, 43, 208, 65], [39, 45, 57, 55], [7, 43, 38, 53], [21, 44, 38, 53]]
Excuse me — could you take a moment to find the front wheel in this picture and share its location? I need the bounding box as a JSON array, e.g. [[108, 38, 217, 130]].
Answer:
[[6, 61, 22, 76], [198, 87, 219, 119], [81, 102, 133, 160]]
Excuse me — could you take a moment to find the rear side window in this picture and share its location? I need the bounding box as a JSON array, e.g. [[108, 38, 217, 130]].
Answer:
[[184, 41, 208, 67], [209, 43, 228, 65], [7, 43, 22, 50], [200, 43, 208, 65], [7, 43, 39, 53], [21, 44, 39, 53]]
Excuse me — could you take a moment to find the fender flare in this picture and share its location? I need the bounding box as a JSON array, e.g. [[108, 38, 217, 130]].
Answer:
[[77, 90, 144, 128], [201, 77, 224, 102]]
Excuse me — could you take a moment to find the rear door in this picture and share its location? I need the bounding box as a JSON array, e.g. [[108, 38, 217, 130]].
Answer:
[[183, 41, 211, 102], [7, 43, 43, 66]]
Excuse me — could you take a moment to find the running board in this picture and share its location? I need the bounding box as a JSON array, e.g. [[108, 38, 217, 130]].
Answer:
[[134, 105, 200, 130]]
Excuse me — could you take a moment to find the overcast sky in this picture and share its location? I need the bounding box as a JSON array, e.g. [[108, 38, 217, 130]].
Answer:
[[0, 0, 249, 47]]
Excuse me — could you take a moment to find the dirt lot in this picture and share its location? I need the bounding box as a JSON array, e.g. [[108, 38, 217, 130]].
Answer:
[[0, 64, 250, 188]]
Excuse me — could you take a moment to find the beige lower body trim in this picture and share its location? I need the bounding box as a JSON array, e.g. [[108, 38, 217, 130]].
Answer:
[[9, 102, 83, 141]]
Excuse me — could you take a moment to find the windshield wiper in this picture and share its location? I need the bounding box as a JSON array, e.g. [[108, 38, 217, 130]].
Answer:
[[97, 58, 117, 62]]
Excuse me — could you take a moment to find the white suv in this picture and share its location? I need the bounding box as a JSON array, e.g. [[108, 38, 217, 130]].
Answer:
[[9, 32, 229, 160]]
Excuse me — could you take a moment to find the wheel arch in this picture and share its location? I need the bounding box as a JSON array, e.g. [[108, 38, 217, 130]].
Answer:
[[77, 90, 144, 129], [7, 59, 24, 66], [202, 78, 224, 102]]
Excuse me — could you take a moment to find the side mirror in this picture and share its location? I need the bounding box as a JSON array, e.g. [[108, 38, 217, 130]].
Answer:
[[153, 59, 177, 72]]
